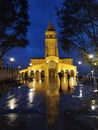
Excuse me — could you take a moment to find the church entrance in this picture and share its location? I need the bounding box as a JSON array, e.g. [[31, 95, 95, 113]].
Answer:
[[48, 61, 57, 78], [49, 69, 55, 77]]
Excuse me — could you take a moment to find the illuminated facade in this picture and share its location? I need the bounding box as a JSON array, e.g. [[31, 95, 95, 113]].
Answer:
[[20, 21, 77, 78]]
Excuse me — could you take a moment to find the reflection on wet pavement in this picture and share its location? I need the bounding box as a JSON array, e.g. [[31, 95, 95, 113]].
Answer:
[[0, 77, 98, 130]]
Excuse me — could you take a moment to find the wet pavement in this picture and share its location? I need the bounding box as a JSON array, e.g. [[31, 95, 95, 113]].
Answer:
[[0, 77, 98, 130]]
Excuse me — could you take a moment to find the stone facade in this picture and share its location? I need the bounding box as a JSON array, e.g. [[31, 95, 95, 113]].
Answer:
[[19, 21, 77, 79]]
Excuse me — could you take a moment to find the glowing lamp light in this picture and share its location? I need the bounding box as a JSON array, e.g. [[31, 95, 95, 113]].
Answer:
[[91, 105, 96, 110], [10, 58, 15, 62], [94, 63, 97, 66], [18, 65, 21, 69], [90, 99, 97, 110], [78, 61, 82, 64], [29, 63, 32, 66], [91, 70, 94, 73], [89, 54, 94, 59]]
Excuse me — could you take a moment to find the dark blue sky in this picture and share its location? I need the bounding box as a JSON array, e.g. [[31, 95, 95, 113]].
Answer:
[[4, 0, 71, 69]]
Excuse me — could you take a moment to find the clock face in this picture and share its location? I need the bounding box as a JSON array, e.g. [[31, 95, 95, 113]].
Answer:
[[49, 61, 56, 68]]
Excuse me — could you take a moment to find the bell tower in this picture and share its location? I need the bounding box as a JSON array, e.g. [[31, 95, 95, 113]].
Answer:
[[45, 21, 58, 57]]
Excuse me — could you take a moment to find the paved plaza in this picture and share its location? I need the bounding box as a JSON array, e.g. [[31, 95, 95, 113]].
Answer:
[[0, 77, 98, 130]]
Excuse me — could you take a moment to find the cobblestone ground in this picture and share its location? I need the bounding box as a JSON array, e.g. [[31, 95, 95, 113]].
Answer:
[[0, 78, 98, 130]]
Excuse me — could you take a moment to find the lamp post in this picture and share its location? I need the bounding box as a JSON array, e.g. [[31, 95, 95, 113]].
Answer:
[[89, 54, 94, 85], [78, 61, 82, 73], [29, 63, 32, 81], [89, 54, 94, 77], [77, 61, 82, 82], [10, 58, 15, 82]]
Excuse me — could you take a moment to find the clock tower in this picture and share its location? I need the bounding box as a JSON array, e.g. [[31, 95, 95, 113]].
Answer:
[[45, 21, 58, 57], [20, 20, 77, 81]]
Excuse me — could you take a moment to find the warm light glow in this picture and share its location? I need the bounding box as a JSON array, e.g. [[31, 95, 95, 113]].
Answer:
[[19, 21, 77, 78], [70, 77, 74, 87], [28, 88, 34, 106], [91, 105, 96, 110], [7, 98, 17, 110], [91, 99, 96, 104], [29, 63, 32, 66], [6, 114, 17, 121], [89, 54, 94, 59], [90, 99, 97, 110], [94, 63, 97, 66]]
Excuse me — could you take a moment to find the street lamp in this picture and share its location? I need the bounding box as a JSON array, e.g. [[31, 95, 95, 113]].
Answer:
[[78, 61, 82, 65], [89, 54, 94, 76], [18, 65, 21, 69], [29, 63, 32, 66], [77, 61, 82, 81], [10, 58, 15, 62], [10, 58, 15, 82], [89, 54, 94, 85]]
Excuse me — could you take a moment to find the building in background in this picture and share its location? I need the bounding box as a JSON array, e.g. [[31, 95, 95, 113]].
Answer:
[[20, 21, 77, 79]]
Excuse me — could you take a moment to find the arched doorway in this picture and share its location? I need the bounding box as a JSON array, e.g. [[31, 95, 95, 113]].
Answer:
[[49, 68, 55, 77], [41, 70, 45, 78], [70, 70, 74, 77], [36, 70, 39, 79], [48, 61, 57, 78]]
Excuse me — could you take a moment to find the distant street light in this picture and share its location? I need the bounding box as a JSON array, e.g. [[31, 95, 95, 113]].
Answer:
[[29, 63, 32, 66], [78, 61, 82, 65], [10, 58, 15, 62], [10, 58, 15, 82], [94, 62, 97, 66], [18, 65, 21, 69]]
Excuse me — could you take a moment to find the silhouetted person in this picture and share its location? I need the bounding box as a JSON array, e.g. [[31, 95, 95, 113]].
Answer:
[[58, 72, 62, 80], [67, 73, 70, 89], [58, 72, 63, 93], [24, 72, 28, 83]]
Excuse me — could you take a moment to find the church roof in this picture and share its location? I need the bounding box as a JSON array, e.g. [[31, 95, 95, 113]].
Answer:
[[47, 21, 55, 31]]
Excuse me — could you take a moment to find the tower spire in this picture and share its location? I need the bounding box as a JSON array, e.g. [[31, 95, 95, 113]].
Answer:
[[46, 19, 55, 31]]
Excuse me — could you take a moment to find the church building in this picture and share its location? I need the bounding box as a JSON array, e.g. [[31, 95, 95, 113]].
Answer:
[[19, 21, 77, 79]]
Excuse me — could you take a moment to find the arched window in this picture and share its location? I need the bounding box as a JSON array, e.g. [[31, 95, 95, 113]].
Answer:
[[70, 70, 74, 77]]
